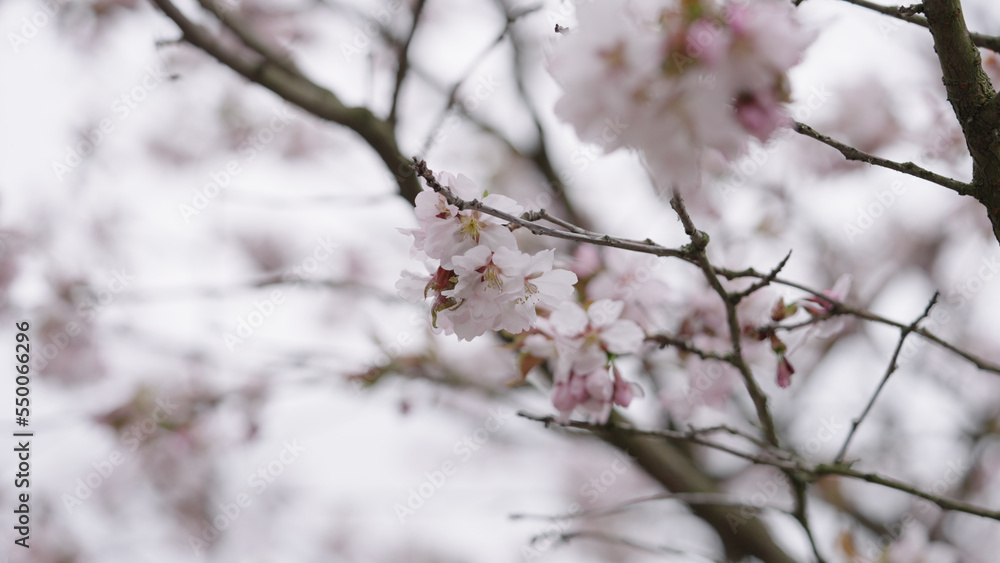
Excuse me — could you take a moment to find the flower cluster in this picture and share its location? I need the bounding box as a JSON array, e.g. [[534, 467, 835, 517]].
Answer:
[[397, 172, 578, 341], [547, 0, 814, 189], [398, 172, 650, 422], [521, 299, 646, 423]]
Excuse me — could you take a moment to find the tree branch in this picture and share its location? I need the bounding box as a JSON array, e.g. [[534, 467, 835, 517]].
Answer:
[[835, 293, 939, 463], [833, 0, 1000, 52], [923, 0, 1000, 242], [670, 194, 780, 446], [149, 0, 422, 205], [521, 411, 800, 563], [194, 0, 305, 78], [521, 412, 1000, 523], [794, 122, 973, 196], [388, 0, 427, 128]]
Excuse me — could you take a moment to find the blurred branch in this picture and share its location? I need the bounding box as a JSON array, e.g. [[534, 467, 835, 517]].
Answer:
[[388, 0, 428, 127], [794, 122, 973, 196], [521, 412, 1000, 523], [417, 21, 512, 154], [538, 530, 724, 561], [498, 0, 585, 226], [149, 0, 422, 205], [511, 491, 792, 521], [194, 0, 304, 78], [790, 477, 827, 563], [835, 293, 939, 463]]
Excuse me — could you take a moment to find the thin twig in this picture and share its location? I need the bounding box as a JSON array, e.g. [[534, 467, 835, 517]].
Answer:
[[543, 530, 724, 561], [411, 159, 693, 259], [388, 0, 427, 127], [794, 122, 973, 196], [510, 492, 789, 521], [646, 334, 732, 363], [835, 293, 939, 463], [518, 411, 800, 470], [731, 250, 792, 303], [670, 193, 780, 447], [832, 0, 1000, 52], [520, 411, 1000, 523], [790, 477, 827, 563]]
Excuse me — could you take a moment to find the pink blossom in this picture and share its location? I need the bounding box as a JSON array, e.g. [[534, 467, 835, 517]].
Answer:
[[412, 173, 522, 269], [802, 274, 852, 316], [585, 248, 670, 329], [551, 366, 644, 423], [499, 249, 578, 334], [542, 299, 646, 385], [776, 355, 795, 388], [735, 89, 788, 142], [547, 0, 814, 190]]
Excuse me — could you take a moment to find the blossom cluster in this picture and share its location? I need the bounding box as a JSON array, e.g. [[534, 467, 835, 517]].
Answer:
[[521, 299, 646, 423], [397, 172, 579, 341], [398, 173, 647, 422], [547, 0, 815, 189]]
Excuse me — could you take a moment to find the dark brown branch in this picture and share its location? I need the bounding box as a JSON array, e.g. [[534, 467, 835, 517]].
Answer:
[[412, 159, 693, 260], [670, 194, 779, 446], [813, 463, 1000, 520], [731, 250, 792, 303], [647, 334, 731, 363], [794, 122, 973, 196], [923, 0, 1000, 242], [834, 0, 1000, 52], [720, 269, 1000, 376]]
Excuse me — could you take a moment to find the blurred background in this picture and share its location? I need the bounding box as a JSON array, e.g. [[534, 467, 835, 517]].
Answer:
[[3, 0, 1000, 561]]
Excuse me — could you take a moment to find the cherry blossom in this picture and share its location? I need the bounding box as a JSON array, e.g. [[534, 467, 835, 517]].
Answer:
[[412, 172, 523, 269], [399, 176, 577, 342], [551, 366, 644, 424], [547, 0, 814, 190]]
